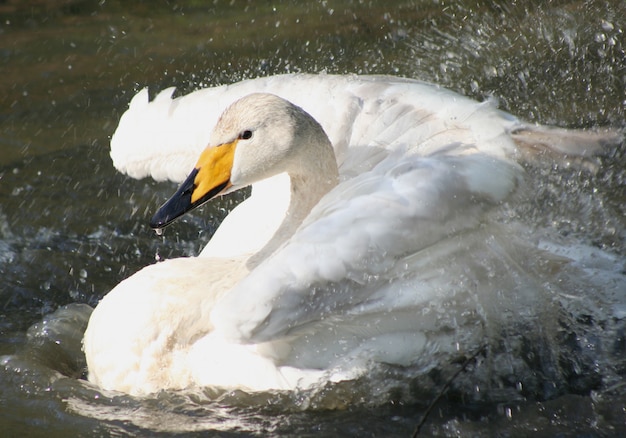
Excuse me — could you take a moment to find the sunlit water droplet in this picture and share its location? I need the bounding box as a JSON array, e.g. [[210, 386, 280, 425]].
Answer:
[[601, 20, 614, 31], [506, 407, 513, 419]]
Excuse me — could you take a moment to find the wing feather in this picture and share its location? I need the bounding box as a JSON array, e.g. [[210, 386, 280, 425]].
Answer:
[[210, 148, 523, 342]]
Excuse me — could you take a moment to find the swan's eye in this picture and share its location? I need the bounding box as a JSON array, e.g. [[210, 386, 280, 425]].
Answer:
[[239, 130, 253, 140]]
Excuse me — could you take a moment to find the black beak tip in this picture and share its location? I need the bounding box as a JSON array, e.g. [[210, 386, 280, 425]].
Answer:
[[148, 168, 230, 231], [149, 169, 199, 230], [149, 214, 169, 230], [149, 191, 193, 230]]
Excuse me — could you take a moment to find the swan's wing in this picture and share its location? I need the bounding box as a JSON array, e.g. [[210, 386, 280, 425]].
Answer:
[[110, 74, 522, 183], [111, 87, 214, 182], [210, 146, 523, 343], [110, 83, 253, 182], [111, 73, 619, 183]]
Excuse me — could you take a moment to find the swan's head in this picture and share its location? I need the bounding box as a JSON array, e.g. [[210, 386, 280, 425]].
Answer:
[[150, 93, 335, 230]]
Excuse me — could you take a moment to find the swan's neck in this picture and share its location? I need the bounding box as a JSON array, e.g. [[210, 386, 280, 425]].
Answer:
[[248, 141, 339, 267]]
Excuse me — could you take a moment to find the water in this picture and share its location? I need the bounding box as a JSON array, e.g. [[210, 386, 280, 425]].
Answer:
[[1, 0, 625, 436]]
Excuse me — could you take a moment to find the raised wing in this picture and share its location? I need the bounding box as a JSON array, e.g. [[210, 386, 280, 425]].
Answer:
[[110, 74, 523, 183]]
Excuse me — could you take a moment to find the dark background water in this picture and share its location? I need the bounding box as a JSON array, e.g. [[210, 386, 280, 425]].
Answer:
[[1, 0, 625, 436]]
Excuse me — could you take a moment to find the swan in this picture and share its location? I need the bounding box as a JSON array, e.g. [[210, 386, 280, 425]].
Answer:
[[84, 74, 620, 396]]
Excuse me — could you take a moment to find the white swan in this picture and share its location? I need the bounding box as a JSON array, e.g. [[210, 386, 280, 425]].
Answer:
[[84, 74, 619, 396]]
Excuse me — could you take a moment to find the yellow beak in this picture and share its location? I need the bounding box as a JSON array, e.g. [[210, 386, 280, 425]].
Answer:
[[150, 140, 237, 230], [191, 140, 236, 203]]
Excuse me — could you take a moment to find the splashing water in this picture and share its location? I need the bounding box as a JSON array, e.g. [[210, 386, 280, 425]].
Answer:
[[1, 1, 625, 436]]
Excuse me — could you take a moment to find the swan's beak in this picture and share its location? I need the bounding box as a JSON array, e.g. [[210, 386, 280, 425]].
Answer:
[[150, 141, 236, 229]]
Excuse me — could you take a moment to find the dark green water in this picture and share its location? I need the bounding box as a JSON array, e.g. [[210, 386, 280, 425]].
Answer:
[[1, 1, 625, 436]]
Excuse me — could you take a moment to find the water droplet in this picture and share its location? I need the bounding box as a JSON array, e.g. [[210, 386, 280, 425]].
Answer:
[[601, 20, 614, 32]]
